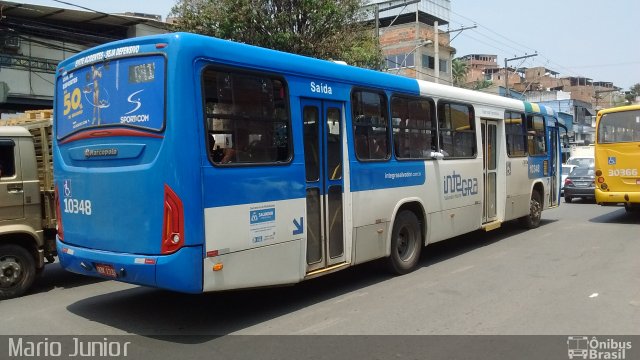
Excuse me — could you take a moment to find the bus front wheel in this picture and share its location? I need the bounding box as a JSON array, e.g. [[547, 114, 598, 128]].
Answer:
[[388, 211, 422, 275], [520, 191, 542, 229]]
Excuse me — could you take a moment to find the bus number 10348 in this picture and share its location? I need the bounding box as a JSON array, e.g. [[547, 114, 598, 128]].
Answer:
[[63, 198, 92, 215]]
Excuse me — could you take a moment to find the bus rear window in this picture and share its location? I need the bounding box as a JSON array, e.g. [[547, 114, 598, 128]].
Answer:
[[598, 110, 640, 143], [56, 55, 165, 139]]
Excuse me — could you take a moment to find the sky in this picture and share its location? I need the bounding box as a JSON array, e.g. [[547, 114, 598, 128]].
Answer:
[[17, 0, 640, 90]]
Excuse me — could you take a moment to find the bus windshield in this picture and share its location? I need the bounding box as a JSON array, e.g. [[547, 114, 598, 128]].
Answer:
[[56, 55, 165, 139], [597, 109, 640, 143]]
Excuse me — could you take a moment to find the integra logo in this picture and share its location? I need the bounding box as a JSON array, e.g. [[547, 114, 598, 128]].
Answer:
[[84, 148, 118, 158], [443, 171, 478, 200]]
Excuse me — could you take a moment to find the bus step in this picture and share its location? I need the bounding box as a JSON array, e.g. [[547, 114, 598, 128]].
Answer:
[[482, 221, 502, 232]]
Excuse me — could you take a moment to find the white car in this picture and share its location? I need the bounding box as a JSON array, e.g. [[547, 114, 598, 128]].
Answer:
[[566, 156, 594, 168]]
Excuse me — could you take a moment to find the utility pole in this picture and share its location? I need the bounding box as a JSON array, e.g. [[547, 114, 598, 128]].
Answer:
[[433, 20, 439, 83], [373, 0, 421, 39], [504, 53, 537, 98], [442, 25, 478, 41], [594, 89, 617, 109]]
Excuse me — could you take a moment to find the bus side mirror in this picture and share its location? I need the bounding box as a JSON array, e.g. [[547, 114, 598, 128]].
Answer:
[[430, 151, 444, 160]]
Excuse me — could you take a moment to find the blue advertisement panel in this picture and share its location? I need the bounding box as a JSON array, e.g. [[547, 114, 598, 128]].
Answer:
[[56, 55, 165, 138]]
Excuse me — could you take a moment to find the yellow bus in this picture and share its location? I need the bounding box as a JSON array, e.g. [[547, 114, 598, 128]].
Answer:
[[594, 104, 640, 211]]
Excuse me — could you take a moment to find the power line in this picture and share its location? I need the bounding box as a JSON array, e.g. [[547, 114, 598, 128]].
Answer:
[[437, 1, 597, 80], [51, 0, 171, 32]]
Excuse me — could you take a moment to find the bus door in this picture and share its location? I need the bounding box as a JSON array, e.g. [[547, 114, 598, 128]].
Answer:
[[301, 99, 346, 273], [481, 119, 498, 223], [548, 125, 559, 206]]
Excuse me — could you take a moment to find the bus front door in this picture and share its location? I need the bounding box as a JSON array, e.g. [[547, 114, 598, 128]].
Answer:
[[481, 119, 498, 223], [549, 126, 559, 207], [302, 99, 346, 273]]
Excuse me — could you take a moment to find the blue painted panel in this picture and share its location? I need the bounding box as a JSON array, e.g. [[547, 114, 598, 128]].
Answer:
[[350, 160, 426, 192], [57, 238, 203, 293]]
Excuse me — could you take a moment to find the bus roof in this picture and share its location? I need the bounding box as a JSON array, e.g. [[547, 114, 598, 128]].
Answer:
[[57, 32, 420, 96], [597, 104, 640, 117], [56, 32, 555, 116]]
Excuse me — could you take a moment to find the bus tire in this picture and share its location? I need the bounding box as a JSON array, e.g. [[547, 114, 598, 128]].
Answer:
[[387, 211, 422, 275], [520, 191, 542, 229], [0, 244, 36, 300], [625, 203, 640, 212]]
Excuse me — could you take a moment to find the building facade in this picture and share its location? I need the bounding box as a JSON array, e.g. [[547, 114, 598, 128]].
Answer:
[[365, 0, 454, 85], [0, 1, 168, 117]]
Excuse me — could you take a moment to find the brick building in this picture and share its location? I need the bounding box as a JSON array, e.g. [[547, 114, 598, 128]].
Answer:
[[366, 0, 454, 85]]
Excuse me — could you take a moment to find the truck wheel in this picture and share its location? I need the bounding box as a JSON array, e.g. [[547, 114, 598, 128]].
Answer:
[[520, 191, 542, 229], [387, 211, 422, 275], [0, 245, 36, 300]]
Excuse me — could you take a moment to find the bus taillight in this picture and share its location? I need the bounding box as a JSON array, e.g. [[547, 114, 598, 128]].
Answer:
[[161, 185, 184, 254], [54, 186, 64, 240]]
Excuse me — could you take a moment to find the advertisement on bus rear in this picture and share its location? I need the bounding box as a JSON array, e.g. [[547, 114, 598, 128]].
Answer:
[[56, 54, 165, 139]]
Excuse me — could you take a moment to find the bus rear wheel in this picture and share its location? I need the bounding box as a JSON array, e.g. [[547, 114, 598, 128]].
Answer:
[[520, 191, 542, 229], [387, 211, 422, 275], [0, 244, 36, 300]]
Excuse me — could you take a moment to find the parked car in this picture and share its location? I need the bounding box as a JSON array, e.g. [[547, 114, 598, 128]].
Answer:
[[561, 164, 578, 195], [564, 167, 596, 203]]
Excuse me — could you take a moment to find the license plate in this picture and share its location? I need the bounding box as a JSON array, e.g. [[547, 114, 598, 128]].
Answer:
[[95, 263, 117, 278], [574, 182, 588, 187]]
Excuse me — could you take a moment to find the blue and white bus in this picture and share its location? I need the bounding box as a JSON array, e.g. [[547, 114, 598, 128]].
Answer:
[[54, 33, 562, 293]]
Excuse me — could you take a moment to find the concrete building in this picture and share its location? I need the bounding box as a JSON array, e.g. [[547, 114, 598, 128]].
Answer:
[[0, 1, 169, 117], [365, 0, 455, 85]]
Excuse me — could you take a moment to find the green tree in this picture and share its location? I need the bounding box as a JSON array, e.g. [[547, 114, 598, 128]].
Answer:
[[472, 79, 492, 90], [625, 83, 640, 104], [169, 0, 383, 69], [451, 58, 469, 87]]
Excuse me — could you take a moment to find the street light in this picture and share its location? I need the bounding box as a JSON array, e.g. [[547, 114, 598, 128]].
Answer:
[[504, 53, 537, 98], [395, 39, 432, 74]]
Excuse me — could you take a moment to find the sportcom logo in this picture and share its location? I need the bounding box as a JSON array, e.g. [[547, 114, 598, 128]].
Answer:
[[567, 336, 632, 359]]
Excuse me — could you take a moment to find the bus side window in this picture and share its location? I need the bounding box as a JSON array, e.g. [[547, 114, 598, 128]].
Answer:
[[203, 69, 291, 165], [526, 115, 546, 155], [351, 90, 389, 161], [437, 101, 475, 158]]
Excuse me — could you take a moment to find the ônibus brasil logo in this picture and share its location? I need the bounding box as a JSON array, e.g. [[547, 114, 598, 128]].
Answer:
[[567, 336, 632, 360]]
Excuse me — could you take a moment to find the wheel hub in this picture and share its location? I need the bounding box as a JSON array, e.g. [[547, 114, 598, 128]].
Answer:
[[0, 258, 21, 287], [397, 229, 412, 260]]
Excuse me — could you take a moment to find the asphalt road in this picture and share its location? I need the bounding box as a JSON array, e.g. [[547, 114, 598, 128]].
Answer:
[[2, 199, 639, 337]]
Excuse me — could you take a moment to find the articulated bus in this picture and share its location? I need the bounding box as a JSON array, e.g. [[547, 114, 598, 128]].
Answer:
[[594, 105, 640, 211], [54, 33, 562, 293]]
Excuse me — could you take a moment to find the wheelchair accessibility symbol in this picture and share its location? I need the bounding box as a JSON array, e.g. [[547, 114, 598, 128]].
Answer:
[[63, 179, 72, 197]]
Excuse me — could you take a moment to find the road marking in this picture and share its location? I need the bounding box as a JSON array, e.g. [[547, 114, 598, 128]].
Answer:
[[451, 265, 475, 274], [415, 281, 439, 290], [334, 292, 368, 304], [295, 318, 344, 334], [589, 293, 599, 298]]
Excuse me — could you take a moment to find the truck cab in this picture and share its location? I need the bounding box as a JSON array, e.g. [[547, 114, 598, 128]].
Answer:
[[0, 122, 56, 299]]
